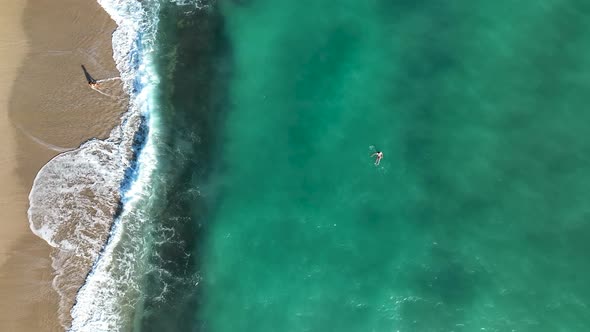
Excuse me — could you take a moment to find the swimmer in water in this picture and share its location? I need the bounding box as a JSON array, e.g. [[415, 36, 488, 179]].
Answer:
[[371, 151, 383, 165]]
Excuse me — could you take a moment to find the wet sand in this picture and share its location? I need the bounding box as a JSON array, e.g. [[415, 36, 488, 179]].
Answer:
[[0, 0, 125, 330]]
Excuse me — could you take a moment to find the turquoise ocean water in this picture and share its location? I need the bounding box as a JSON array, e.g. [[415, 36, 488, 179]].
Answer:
[[72, 0, 590, 331]]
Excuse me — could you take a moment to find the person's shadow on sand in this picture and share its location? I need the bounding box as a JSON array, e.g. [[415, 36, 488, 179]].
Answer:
[[80, 64, 126, 100], [81, 65, 97, 85]]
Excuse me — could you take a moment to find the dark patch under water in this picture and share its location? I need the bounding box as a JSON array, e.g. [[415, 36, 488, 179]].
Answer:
[[136, 3, 232, 331]]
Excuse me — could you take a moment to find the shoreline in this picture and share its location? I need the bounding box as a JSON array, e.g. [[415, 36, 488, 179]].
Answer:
[[0, 0, 126, 330]]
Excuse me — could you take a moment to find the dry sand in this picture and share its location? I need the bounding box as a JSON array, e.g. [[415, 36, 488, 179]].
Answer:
[[0, 0, 126, 330]]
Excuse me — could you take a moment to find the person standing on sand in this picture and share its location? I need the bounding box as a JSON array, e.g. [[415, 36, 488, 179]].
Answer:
[[371, 151, 383, 165]]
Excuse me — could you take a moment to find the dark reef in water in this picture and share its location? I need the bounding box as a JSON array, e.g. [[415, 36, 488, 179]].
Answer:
[[137, 3, 232, 331]]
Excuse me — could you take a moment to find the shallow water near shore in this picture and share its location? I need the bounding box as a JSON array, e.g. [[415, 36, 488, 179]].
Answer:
[[38, 0, 590, 330]]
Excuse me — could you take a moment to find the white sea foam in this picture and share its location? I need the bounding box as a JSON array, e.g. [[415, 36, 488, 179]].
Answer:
[[28, 0, 160, 330], [169, 0, 208, 8], [28, 126, 138, 328], [68, 0, 165, 330], [29, 0, 214, 329]]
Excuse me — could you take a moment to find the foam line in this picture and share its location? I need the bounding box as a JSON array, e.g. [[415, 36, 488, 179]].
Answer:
[[27, 0, 157, 330], [90, 85, 121, 99], [13, 122, 73, 152], [96, 77, 122, 83], [29, 0, 208, 329]]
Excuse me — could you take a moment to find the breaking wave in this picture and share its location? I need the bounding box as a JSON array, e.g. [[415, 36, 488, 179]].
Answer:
[[28, 0, 159, 330]]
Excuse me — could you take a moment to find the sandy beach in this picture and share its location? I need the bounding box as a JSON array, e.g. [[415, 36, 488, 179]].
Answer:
[[0, 0, 125, 330]]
